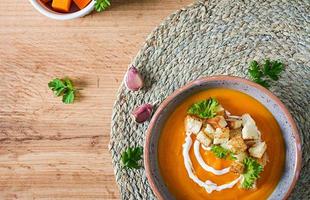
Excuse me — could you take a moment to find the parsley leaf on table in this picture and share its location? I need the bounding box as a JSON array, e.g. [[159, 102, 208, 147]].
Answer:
[[48, 78, 76, 104], [248, 60, 270, 88], [121, 147, 143, 169], [262, 59, 284, 81], [188, 98, 219, 119], [48, 78, 66, 96], [248, 59, 284, 88], [252, 78, 270, 88], [95, 0, 110, 12], [248, 60, 263, 80], [241, 157, 263, 189], [63, 90, 75, 104]]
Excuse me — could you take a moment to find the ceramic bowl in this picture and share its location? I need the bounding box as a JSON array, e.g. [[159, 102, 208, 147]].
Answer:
[[29, 0, 95, 20], [144, 75, 301, 200]]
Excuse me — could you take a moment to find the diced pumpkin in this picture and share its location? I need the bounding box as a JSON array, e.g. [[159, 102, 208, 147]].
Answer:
[[52, 0, 72, 12], [73, 0, 92, 9]]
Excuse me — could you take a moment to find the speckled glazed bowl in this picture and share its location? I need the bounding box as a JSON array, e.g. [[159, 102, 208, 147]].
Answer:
[[144, 75, 301, 200]]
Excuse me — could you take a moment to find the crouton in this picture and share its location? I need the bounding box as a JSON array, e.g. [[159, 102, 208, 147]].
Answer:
[[227, 119, 242, 129], [207, 116, 227, 128], [218, 116, 228, 128], [241, 114, 260, 140], [196, 131, 212, 147], [213, 127, 230, 144], [185, 115, 202, 135], [206, 117, 220, 128], [204, 124, 215, 139], [220, 141, 229, 149], [242, 123, 260, 140], [257, 153, 269, 167], [216, 104, 225, 112], [228, 115, 242, 119], [244, 139, 257, 147], [203, 124, 215, 139], [225, 110, 232, 117], [235, 152, 248, 162], [249, 142, 267, 158], [204, 132, 214, 140], [204, 124, 215, 134], [242, 114, 256, 125], [230, 161, 244, 174], [227, 135, 247, 154], [230, 128, 242, 138], [216, 105, 225, 116]]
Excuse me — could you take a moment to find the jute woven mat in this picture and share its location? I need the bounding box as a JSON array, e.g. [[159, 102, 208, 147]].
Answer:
[[110, 0, 310, 199]]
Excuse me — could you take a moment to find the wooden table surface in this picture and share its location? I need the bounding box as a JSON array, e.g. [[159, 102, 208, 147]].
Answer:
[[0, 0, 192, 199]]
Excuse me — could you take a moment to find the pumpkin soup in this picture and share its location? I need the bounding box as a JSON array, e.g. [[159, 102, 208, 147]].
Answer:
[[158, 88, 285, 200]]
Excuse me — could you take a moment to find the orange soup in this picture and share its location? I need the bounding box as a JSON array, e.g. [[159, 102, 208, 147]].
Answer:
[[158, 88, 285, 200]]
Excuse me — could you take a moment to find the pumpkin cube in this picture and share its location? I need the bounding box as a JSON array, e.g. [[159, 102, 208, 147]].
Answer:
[[73, 0, 92, 9], [52, 0, 72, 12]]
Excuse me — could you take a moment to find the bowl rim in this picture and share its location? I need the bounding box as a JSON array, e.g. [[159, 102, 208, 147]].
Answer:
[[144, 75, 302, 200], [28, 0, 95, 20]]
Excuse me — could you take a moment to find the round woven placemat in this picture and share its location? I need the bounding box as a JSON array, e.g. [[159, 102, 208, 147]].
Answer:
[[110, 0, 310, 199]]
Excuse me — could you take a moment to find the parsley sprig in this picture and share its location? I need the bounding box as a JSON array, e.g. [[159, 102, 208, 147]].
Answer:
[[210, 145, 235, 160], [263, 59, 284, 80], [95, 0, 110, 12], [48, 78, 76, 104], [248, 59, 284, 88], [121, 147, 143, 169], [241, 157, 263, 189], [188, 98, 219, 119]]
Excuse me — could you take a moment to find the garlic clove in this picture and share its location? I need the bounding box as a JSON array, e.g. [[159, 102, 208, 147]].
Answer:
[[125, 66, 143, 91], [132, 104, 153, 123]]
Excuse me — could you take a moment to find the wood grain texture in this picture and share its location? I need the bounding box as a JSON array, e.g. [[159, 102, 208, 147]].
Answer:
[[0, 0, 192, 199]]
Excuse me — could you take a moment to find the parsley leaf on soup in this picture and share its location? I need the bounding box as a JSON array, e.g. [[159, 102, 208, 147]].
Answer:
[[210, 145, 229, 158], [121, 147, 143, 169], [210, 145, 235, 160], [241, 157, 263, 189], [188, 98, 219, 119]]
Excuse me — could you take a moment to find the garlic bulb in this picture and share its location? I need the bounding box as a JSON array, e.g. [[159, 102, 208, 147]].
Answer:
[[132, 104, 153, 123], [125, 66, 143, 91]]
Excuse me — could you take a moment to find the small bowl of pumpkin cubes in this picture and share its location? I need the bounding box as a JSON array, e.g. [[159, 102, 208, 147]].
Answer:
[[29, 0, 96, 20]]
